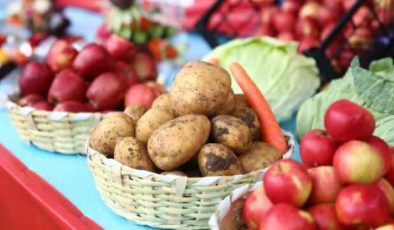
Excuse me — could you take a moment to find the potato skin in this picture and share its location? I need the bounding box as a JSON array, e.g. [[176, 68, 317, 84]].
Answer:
[[90, 113, 134, 157], [214, 90, 235, 116], [234, 94, 249, 109], [147, 114, 211, 171], [169, 61, 231, 116], [211, 115, 252, 154], [239, 142, 282, 173], [114, 137, 155, 171], [136, 108, 175, 143], [198, 143, 243, 176], [151, 94, 175, 116], [124, 104, 147, 122], [232, 107, 261, 140], [161, 171, 187, 176]]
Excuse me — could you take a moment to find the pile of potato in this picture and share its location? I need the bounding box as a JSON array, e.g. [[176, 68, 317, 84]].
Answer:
[[89, 61, 283, 177]]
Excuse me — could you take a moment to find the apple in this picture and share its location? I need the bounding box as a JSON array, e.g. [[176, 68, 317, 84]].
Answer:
[[19, 62, 54, 96], [96, 23, 111, 42], [339, 49, 355, 70], [343, 0, 356, 10], [323, 0, 343, 11], [72, 43, 111, 80], [259, 203, 317, 230], [298, 36, 320, 53], [352, 6, 372, 27], [243, 187, 273, 229], [376, 224, 394, 230], [256, 24, 275, 37], [54, 101, 95, 113], [295, 17, 320, 39], [272, 11, 297, 33], [145, 81, 166, 95], [282, 0, 302, 14], [46, 40, 78, 72], [308, 166, 343, 205], [277, 32, 294, 42], [18, 94, 45, 106], [324, 99, 375, 142], [132, 52, 157, 81], [385, 148, 394, 186], [263, 159, 312, 207], [365, 136, 391, 174], [335, 184, 390, 227], [124, 83, 161, 108], [300, 1, 321, 19], [32, 101, 53, 111], [378, 178, 394, 215], [333, 140, 385, 184], [348, 27, 372, 49], [300, 129, 338, 167], [48, 69, 87, 104], [308, 204, 344, 230], [87, 72, 127, 111], [260, 6, 279, 28], [111, 61, 139, 86], [318, 6, 342, 27], [105, 34, 136, 61]]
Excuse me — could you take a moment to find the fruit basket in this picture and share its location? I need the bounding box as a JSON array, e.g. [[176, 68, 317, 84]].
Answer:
[[86, 132, 294, 229]]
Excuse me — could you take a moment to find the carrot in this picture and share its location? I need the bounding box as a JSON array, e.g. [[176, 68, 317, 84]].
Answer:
[[229, 62, 288, 154], [207, 58, 220, 66]]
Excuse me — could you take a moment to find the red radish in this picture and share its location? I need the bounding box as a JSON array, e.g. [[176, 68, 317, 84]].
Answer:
[[111, 61, 139, 86], [132, 52, 157, 81], [272, 11, 297, 33], [87, 72, 127, 111], [259, 203, 317, 230], [105, 34, 136, 61], [365, 136, 391, 174], [48, 69, 87, 104], [54, 101, 94, 113], [46, 40, 78, 72], [19, 62, 54, 96], [145, 81, 166, 95], [308, 204, 344, 230], [334, 140, 385, 184], [295, 17, 320, 39], [298, 36, 320, 53], [18, 94, 45, 106], [124, 83, 161, 108], [300, 129, 338, 167], [32, 101, 53, 111], [242, 187, 273, 229], [300, 1, 322, 19], [308, 166, 343, 205], [335, 184, 390, 226], [264, 159, 312, 207], [324, 99, 375, 142], [378, 178, 394, 215], [73, 43, 111, 80]]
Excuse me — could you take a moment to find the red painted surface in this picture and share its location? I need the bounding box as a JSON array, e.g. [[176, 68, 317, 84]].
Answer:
[[0, 144, 102, 230]]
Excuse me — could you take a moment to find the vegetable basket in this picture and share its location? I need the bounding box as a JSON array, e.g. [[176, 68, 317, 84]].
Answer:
[[86, 132, 295, 229], [6, 94, 106, 154]]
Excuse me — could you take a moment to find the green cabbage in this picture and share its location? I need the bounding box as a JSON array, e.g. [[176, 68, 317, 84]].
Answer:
[[297, 57, 394, 145], [205, 37, 320, 122]]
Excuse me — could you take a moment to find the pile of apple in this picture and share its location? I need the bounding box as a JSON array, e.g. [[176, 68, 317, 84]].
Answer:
[[259, 0, 381, 71], [243, 99, 394, 229], [17, 34, 164, 113]]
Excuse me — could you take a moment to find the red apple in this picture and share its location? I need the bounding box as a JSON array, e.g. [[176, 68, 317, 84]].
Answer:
[[256, 24, 275, 37], [378, 178, 394, 215], [308, 166, 343, 205], [352, 6, 372, 27], [300, 1, 322, 19], [32, 101, 53, 111], [334, 140, 385, 184], [300, 129, 338, 167], [243, 187, 273, 229], [282, 0, 302, 13], [277, 32, 295, 42], [19, 62, 54, 96], [308, 204, 345, 230], [323, 0, 343, 11], [324, 99, 375, 142], [105, 34, 136, 61], [318, 6, 342, 27], [339, 48, 355, 70], [348, 27, 372, 49], [295, 17, 320, 39], [263, 159, 312, 207], [54, 101, 95, 113], [48, 69, 87, 104], [124, 83, 161, 108], [385, 148, 394, 186], [259, 203, 317, 230], [111, 61, 139, 86], [18, 94, 45, 106], [260, 6, 279, 28], [272, 11, 297, 33], [96, 23, 111, 42], [376, 224, 394, 230], [46, 40, 78, 72], [298, 36, 320, 53], [72, 43, 111, 80], [335, 184, 390, 227], [132, 52, 157, 81], [145, 81, 166, 95], [343, 0, 356, 10], [365, 136, 391, 174], [87, 72, 127, 111]]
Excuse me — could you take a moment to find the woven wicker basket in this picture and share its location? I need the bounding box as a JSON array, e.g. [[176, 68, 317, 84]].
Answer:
[[87, 131, 295, 229], [6, 96, 109, 154]]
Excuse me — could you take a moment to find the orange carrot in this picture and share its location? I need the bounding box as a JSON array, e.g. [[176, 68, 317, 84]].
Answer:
[[229, 62, 288, 154], [207, 58, 220, 66]]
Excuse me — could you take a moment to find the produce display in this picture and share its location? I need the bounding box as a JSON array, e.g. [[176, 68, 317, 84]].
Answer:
[[89, 60, 289, 177], [205, 37, 320, 121], [212, 99, 394, 229], [14, 37, 164, 113], [297, 57, 394, 145]]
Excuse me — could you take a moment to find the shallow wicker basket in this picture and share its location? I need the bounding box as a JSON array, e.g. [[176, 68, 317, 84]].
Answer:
[[6, 96, 110, 154], [87, 131, 295, 229]]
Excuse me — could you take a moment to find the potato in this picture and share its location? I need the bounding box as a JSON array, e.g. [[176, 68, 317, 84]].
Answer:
[[161, 171, 187, 176], [136, 108, 175, 143], [239, 142, 282, 173], [232, 107, 261, 140], [124, 104, 147, 122], [214, 90, 235, 115], [147, 114, 211, 171], [234, 94, 249, 109], [198, 143, 243, 176], [211, 115, 252, 154], [114, 137, 155, 171], [151, 94, 175, 116], [169, 61, 231, 116], [90, 113, 134, 157]]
